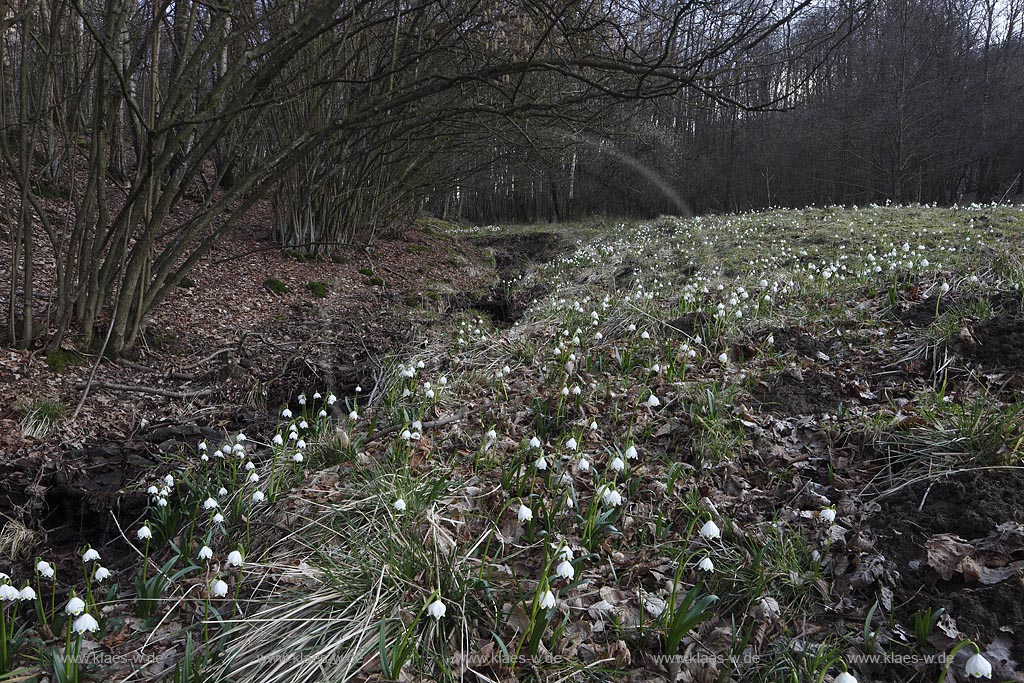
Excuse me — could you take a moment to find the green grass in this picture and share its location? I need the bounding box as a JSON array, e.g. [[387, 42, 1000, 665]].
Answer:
[[305, 281, 328, 298], [263, 278, 290, 294], [45, 348, 84, 372]]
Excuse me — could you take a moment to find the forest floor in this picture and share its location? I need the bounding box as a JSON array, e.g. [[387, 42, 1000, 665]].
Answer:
[[2, 205, 1024, 683]]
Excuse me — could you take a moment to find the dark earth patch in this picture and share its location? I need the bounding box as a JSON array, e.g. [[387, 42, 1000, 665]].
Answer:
[[867, 470, 1024, 665], [766, 327, 833, 358], [453, 283, 550, 326], [665, 311, 710, 339], [475, 231, 565, 280], [897, 296, 956, 328], [751, 369, 847, 416], [969, 314, 1024, 371]]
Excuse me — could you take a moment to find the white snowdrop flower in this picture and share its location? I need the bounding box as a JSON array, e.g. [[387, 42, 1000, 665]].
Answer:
[[220, 444, 231, 455], [210, 579, 229, 597], [137, 525, 152, 540], [198, 546, 214, 561], [518, 504, 534, 523], [297, 394, 306, 406], [401, 429, 412, 440], [147, 486, 159, 495], [313, 392, 322, 400], [198, 442, 207, 451], [298, 420, 308, 430], [640, 331, 650, 340], [244, 461, 256, 471], [235, 433, 247, 444], [252, 491, 265, 503], [36, 561, 54, 579], [201, 454, 209, 462], [393, 498, 407, 512], [697, 557, 715, 573], [965, 652, 992, 679], [718, 352, 729, 364], [555, 560, 575, 581], [226, 551, 243, 567], [247, 472, 259, 484], [646, 394, 661, 408], [529, 436, 542, 449], [578, 457, 590, 472], [288, 431, 298, 440], [159, 486, 171, 497], [534, 456, 548, 471], [539, 590, 556, 609], [281, 408, 293, 419], [566, 437, 578, 451], [427, 598, 446, 619], [624, 445, 638, 460], [834, 672, 858, 683], [600, 485, 622, 507], [164, 474, 175, 488], [628, 323, 636, 332], [699, 520, 721, 540], [82, 548, 100, 563], [439, 376, 447, 386], [416, 361, 425, 369], [204, 498, 219, 510], [589, 421, 598, 431], [554, 544, 574, 562], [218, 487, 228, 496], [349, 410, 359, 420], [19, 585, 36, 601], [328, 394, 338, 404], [318, 409, 328, 418], [609, 456, 624, 472], [212, 513, 225, 524], [94, 566, 111, 582], [65, 596, 86, 615], [272, 433, 284, 446], [939, 282, 950, 294], [0, 585, 20, 601], [72, 613, 100, 634], [561, 386, 570, 396], [820, 507, 836, 524], [425, 389, 435, 399], [594, 332, 603, 340]]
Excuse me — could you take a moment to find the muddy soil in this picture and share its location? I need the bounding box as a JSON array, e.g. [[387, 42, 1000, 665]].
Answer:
[[751, 370, 847, 416], [868, 470, 1024, 665], [969, 314, 1024, 370], [767, 327, 835, 359], [474, 231, 565, 280]]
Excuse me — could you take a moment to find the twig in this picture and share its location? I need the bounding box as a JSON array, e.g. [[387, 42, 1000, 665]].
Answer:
[[363, 403, 491, 444], [178, 346, 234, 371], [74, 381, 211, 399]]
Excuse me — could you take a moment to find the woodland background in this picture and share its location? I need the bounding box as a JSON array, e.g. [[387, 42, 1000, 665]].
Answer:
[[2, 0, 1022, 353]]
